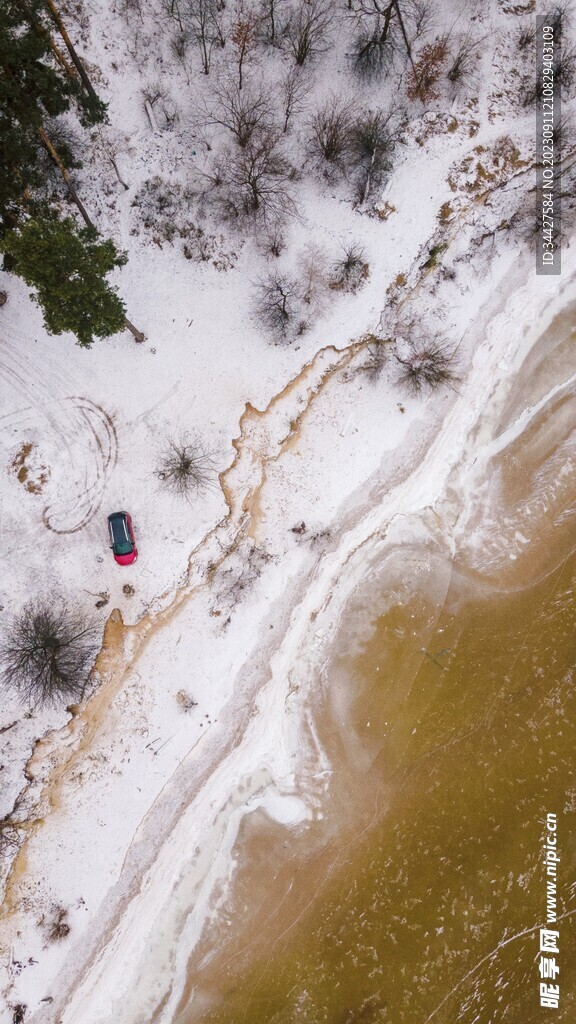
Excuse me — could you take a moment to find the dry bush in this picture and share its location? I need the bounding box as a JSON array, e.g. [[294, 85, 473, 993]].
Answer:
[[309, 95, 357, 172], [360, 336, 391, 381], [258, 222, 286, 257], [253, 270, 306, 341], [1, 603, 98, 707], [286, 0, 335, 66], [298, 243, 329, 308], [156, 435, 216, 498], [446, 34, 481, 92], [200, 81, 274, 148], [407, 36, 449, 103], [279, 66, 312, 133], [214, 543, 272, 615], [39, 905, 70, 942], [395, 342, 459, 395], [351, 106, 405, 205], [176, 689, 198, 711], [329, 242, 369, 293]]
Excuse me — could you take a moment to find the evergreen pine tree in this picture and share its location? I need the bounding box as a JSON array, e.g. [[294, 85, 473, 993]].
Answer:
[[0, 0, 105, 236], [4, 216, 128, 348]]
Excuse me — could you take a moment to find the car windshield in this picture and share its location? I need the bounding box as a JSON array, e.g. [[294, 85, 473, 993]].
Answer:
[[110, 517, 133, 555]]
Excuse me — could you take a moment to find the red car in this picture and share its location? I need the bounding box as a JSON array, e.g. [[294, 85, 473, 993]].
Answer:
[[108, 511, 138, 566]]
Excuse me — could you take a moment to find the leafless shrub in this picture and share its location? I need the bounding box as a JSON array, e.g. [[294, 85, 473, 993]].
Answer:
[[0, 603, 98, 708], [171, 29, 191, 61], [200, 81, 274, 148], [156, 435, 216, 498], [0, 818, 24, 858], [521, 11, 576, 108], [351, 106, 405, 205], [552, 110, 576, 149], [446, 33, 482, 92], [329, 242, 369, 293], [518, 4, 564, 50], [176, 689, 198, 711], [131, 176, 196, 242], [214, 543, 273, 614], [395, 342, 459, 395], [39, 905, 70, 942], [279, 66, 312, 133], [11, 1005, 27, 1024], [286, 0, 335, 66], [298, 243, 329, 308], [253, 270, 304, 341], [360, 336, 391, 381], [259, 223, 286, 256], [309, 95, 357, 172]]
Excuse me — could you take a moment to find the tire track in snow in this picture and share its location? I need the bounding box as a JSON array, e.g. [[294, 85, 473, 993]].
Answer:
[[0, 345, 118, 533]]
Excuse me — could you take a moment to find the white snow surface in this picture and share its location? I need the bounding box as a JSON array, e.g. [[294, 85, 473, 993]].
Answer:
[[1, 0, 575, 1020]]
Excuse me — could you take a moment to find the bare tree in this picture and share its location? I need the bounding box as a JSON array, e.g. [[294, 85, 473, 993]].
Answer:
[[279, 66, 312, 132], [230, 2, 260, 89], [286, 0, 335, 66], [156, 435, 216, 498], [206, 130, 296, 223], [309, 95, 357, 172], [200, 80, 274, 147], [253, 270, 303, 340], [184, 0, 225, 73], [259, 0, 288, 44], [298, 242, 329, 307], [395, 342, 459, 395], [162, 0, 186, 30], [1, 602, 98, 707], [350, 0, 426, 79], [351, 106, 405, 205]]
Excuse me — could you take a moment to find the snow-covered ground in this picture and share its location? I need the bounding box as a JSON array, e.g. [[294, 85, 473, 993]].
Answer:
[[1, 0, 575, 1020]]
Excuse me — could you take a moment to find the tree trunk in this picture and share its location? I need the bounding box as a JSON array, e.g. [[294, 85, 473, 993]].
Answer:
[[109, 155, 129, 190], [38, 128, 96, 230], [48, 35, 77, 78], [44, 0, 104, 109], [393, 0, 417, 75], [124, 317, 145, 342]]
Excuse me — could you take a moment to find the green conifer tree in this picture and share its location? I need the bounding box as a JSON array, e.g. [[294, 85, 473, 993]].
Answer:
[[0, 0, 105, 236], [4, 216, 128, 348]]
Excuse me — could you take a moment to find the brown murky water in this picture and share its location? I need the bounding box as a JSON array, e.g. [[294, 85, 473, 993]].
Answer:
[[175, 319, 576, 1024]]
